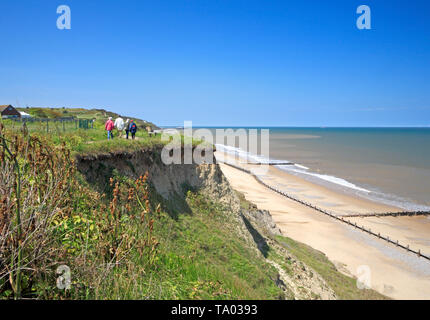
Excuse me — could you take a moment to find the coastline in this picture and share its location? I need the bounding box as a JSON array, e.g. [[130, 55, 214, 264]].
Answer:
[[216, 151, 430, 299], [214, 127, 430, 212]]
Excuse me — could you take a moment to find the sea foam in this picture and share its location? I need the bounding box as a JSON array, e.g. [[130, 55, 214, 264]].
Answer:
[[216, 143, 368, 192], [215, 143, 430, 211]]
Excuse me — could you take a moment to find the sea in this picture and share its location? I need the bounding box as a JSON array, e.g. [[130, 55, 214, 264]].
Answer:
[[197, 127, 430, 211]]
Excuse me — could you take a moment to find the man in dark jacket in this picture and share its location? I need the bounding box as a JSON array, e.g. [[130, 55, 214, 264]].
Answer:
[[128, 120, 137, 140]]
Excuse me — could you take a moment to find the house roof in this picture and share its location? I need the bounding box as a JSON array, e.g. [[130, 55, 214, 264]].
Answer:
[[0, 105, 13, 112]]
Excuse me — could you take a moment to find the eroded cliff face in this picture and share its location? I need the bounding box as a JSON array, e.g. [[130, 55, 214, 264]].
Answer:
[[75, 148, 336, 300], [75, 148, 239, 211]]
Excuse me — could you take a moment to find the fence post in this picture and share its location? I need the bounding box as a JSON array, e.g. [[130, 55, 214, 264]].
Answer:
[[46, 120, 49, 133], [62, 120, 65, 132]]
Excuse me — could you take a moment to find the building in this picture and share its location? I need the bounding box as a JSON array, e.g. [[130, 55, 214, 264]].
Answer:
[[0, 105, 21, 118], [19, 111, 32, 119]]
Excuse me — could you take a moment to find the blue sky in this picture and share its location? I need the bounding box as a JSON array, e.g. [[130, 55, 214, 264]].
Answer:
[[0, 0, 429, 126]]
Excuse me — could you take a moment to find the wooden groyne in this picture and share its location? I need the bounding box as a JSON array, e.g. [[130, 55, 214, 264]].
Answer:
[[219, 160, 430, 261], [342, 211, 430, 218], [245, 161, 294, 166]]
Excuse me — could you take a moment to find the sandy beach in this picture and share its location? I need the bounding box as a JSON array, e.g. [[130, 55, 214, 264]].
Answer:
[[216, 152, 430, 300]]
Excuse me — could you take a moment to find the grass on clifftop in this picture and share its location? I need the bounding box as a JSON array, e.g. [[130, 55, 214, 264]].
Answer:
[[1, 118, 209, 158], [70, 130, 166, 156]]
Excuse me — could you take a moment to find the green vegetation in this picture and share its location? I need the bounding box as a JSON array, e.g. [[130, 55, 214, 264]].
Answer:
[[69, 130, 166, 156], [94, 190, 287, 300], [275, 235, 388, 300], [150, 192, 285, 299]]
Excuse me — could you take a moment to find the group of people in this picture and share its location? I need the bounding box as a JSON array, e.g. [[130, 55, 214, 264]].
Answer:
[[105, 116, 138, 140]]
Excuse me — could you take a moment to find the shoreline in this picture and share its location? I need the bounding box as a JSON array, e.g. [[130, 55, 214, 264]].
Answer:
[[214, 138, 430, 213], [216, 152, 430, 299]]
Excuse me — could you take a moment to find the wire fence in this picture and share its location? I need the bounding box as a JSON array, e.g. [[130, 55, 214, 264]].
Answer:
[[3, 117, 94, 134]]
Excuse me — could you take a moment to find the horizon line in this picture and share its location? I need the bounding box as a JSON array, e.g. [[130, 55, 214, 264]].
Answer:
[[159, 125, 430, 128]]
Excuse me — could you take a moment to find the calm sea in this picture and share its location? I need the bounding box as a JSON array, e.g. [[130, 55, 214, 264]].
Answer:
[[205, 127, 430, 211]]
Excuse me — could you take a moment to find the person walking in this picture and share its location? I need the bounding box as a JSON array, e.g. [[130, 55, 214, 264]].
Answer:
[[114, 116, 125, 138], [129, 119, 138, 140], [125, 119, 130, 139], [105, 117, 115, 140]]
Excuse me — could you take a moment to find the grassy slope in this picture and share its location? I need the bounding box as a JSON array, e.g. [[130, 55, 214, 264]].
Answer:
[[104, 191, 287, 300], [274, 236, 388, 300]]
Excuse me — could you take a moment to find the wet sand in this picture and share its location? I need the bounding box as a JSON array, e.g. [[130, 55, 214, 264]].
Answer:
[[216, 152, 430, 300]]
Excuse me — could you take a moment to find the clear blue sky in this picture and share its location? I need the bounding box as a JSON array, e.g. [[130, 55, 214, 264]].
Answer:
[[1, 0, 429, 126]]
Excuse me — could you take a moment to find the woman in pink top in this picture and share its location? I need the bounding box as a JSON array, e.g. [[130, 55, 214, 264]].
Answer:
[[105, 117, 115, 140]]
